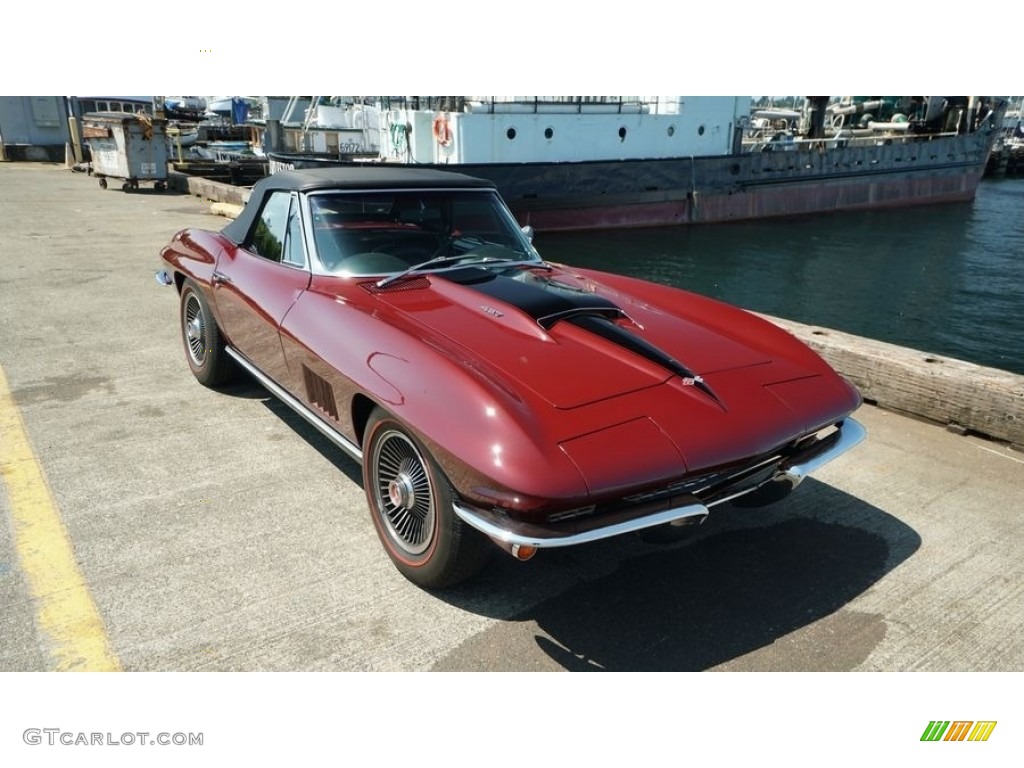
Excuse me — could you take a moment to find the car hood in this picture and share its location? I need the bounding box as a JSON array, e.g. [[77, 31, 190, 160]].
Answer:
[[367, 264, 815, 410]]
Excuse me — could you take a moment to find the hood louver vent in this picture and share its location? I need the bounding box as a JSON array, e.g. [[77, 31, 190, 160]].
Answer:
[[362, 276, 430, 294]]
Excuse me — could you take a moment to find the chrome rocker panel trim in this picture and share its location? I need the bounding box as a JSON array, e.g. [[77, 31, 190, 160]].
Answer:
[[225, 347, 364, 464], [453, 417, 866, 550]]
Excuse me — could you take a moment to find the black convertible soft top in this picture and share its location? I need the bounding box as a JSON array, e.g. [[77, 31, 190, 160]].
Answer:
[[221, 166, 497, 245]]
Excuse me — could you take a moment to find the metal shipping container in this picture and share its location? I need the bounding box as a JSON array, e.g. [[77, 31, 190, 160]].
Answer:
[[0, 96, 70, 161]]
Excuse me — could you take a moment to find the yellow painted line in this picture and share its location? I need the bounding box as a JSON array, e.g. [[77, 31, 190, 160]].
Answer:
[[0, 364, 121, 671]]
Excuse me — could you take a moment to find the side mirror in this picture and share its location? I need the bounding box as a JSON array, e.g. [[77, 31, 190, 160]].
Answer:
[[521, 225, 535, 243]]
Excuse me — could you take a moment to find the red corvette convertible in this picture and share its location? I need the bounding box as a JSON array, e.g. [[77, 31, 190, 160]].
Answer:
[[157, 167, 865, 588]]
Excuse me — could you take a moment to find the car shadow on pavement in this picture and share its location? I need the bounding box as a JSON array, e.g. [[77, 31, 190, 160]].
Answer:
[[432, 480, 920, 671], [216, 379, 270, 400], [212, 376, 366, 483], [220, 378, 917, 671], [253, 393, 366, 485]]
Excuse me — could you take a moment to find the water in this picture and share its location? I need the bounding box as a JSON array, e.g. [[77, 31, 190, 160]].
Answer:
[[533, 178, 1024, 376]]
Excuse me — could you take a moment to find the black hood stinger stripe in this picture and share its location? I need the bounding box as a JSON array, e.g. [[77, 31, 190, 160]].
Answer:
[[439, 266, 623, 325], [439, 267, 722, 404], [566, 314, 722, 405]]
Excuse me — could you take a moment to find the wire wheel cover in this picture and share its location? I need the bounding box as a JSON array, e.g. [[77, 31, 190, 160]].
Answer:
[[183, 293, 207, 366], [373, 430, 436, 555]]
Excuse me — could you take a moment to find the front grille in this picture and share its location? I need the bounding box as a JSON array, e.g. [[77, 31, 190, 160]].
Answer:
[[547, 505, 597, 523], [622, 470, 731, 503], [698, 459, 784, 505], [621, 452, 784, 506]]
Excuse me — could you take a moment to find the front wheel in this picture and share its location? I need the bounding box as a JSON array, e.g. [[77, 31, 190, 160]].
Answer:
[[179, 279, 234, 387], [363, 407, 491, 588]]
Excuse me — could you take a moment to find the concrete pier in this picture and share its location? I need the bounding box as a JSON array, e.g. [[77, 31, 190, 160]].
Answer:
[[1, 162, 1023, 673]]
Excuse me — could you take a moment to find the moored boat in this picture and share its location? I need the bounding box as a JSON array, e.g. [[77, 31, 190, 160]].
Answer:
[[267, 96, 1006, 232]]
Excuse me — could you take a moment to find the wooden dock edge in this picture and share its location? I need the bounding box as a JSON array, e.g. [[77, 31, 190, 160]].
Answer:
[[756, 313, 1024, 451], [168, 171, 250, 208]]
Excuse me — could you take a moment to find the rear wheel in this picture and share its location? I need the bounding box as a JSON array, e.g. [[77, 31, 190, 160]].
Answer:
[[363, 407, 491, 588], [179, 279, 233, 387]]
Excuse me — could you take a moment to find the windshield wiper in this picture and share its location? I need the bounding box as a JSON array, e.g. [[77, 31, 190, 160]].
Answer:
[[376, 253, 537, 289], [376, 254, 483, 289]]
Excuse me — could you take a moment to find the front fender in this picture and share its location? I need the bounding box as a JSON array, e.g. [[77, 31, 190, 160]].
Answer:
[[281, 287, 591, 513]]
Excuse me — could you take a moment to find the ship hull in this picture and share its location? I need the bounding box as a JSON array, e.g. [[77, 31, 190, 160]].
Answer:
[[268, 128, 997, 232]]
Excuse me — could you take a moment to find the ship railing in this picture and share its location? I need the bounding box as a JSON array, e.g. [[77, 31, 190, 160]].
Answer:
[[743, 129, 966, 153], [381, 96, 672, 115], [466, 97, 654, 114]]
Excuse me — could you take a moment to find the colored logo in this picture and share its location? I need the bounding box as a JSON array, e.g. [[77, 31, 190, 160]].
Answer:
[[921, 721, 997, 742]]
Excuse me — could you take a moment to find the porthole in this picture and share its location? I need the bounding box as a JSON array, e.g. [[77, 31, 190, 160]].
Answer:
[[618, 126, 627, 140], [667, 125, 675, 137], [544, 127, 554, 139], [506, 127, 517, 140], [698, 125, 705, 136]]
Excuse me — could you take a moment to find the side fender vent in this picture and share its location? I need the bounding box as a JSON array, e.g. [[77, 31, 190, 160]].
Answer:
[[302, 365, 340, 421]]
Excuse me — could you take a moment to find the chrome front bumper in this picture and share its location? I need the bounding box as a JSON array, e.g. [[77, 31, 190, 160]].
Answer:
[[776, 416, 867, 487], [453, 417, 866, 550]]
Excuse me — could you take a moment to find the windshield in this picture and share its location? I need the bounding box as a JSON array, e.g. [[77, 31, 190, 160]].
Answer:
[[307, 189, 539, 276]]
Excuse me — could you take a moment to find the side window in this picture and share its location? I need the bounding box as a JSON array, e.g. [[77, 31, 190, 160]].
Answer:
[[249, 192, 291, 262]]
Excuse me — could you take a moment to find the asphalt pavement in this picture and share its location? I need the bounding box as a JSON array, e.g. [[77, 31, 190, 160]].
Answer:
[[1, 162, 1023, 672]]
